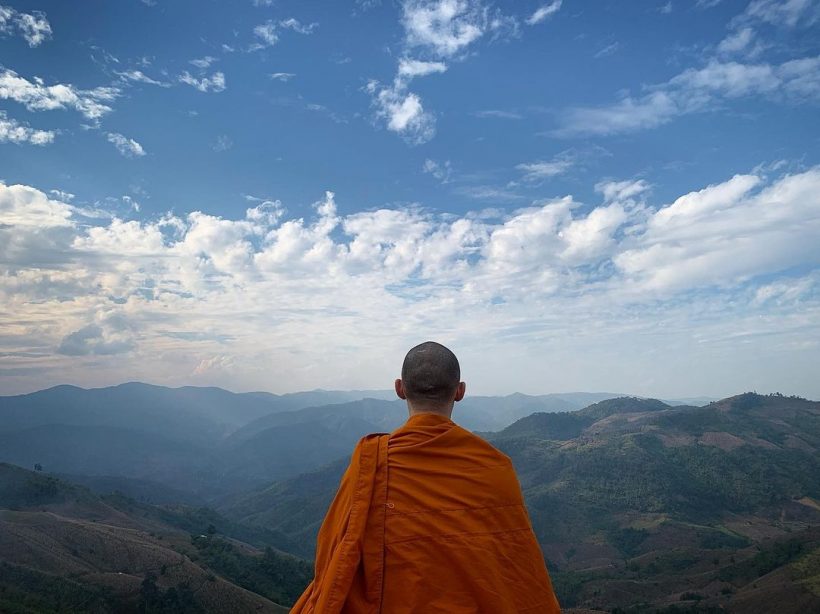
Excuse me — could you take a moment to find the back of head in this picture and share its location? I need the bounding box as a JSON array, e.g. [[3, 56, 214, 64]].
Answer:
[[401, 341, 460, 405]]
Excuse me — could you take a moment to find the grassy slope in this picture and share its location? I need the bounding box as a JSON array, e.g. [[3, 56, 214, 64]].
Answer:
[[0, 463, 304, 613]]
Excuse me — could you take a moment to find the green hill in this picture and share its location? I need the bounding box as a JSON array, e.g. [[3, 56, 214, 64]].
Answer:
[[0, 463, 309, 613]]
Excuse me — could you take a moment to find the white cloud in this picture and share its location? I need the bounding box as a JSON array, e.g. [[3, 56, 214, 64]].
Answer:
[[270, 72, 296, 81], [366, 79, 436, 144], [595, 179, 650, 202], [212, 135, 233, 152], [2, 168, 819, 397], [368, 1, 518, 144], [526, 1, 562, 26], [116, 70, 169, 87], [0, 68, 119, 120], [422, 158, 452, 182], [516, 153, 574, 182], [398, 58, 448, 78], [0, 111, 54, 145], [252, 17, 317, 50], [472, 109, 522, 119], [190, 56, 217, 69], [252, 21, 279, 48], [717, 26, 755, 55], [106, 132, 146, 157], [178, 71, 226, 92], [743, 0, 817, 28], [0, 5, 52, 47], [594, 41, 620, 59], [556, 56, 820, 136], [402, 0, 488, 57], [279, 18, 318, 34]]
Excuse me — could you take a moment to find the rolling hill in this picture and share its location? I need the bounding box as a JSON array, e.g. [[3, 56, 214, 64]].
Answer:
[[0, 462, 310, 613]]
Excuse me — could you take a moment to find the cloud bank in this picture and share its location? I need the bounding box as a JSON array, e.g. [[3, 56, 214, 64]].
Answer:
[[1, 168, 819, 396]]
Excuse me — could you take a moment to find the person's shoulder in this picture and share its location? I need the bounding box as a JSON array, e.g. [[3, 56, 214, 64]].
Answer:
[[450, 422, 513, 466]]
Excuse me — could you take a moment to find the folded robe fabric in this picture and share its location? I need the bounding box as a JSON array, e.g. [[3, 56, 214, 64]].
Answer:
[[291, 413, 561, 613]]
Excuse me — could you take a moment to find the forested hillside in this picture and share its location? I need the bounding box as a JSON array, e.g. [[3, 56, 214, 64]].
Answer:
[[0, 463, 308, 613]]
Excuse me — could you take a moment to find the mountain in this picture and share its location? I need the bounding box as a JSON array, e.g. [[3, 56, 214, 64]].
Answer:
[[0, 384, 617, 498], [223, 393, 820, 612], [0, 382, 395, 441], [0, 462, 310, 612], [0, 384, 398, 498]]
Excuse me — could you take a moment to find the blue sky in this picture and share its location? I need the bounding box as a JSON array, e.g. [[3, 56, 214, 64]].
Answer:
[[1, 0, 819, 398]]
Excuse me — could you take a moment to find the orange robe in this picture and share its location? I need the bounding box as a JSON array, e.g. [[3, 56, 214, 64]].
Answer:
[[292, 413, 560, 613]]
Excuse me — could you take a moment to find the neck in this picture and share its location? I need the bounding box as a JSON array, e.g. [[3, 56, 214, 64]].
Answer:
[[406, 403, 453, 420]]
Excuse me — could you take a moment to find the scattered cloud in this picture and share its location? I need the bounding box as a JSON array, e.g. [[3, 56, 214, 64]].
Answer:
[[0, 111, 54, 145], [0, 68, 120, 120], [212, 135, 233, 152], [57, 321, 135, 356], [526, 1, 562, 26], [190, 56, 218, 69], [367, 79, 436, 143], [279, 17, 319, 34], [422, 158, 452, 182], [556, 56, 820, 136], [106, 132, 146, 157], [270, 72, 296, 81], [472, 109, 523, 119], [252, 21, 279, 48], [0, 4, 52, 47], [178, 71, 226, 92], [515, 151, 575, 182], [368, 1, 521, 144], [397, 58, 448, 78], [116, 69, 170, 87], [742, 0, 819, 28], [252, 17, 318, 50], [402, 0, 488, 57], [595, 178, 650, 202], [594, 41, 620, 59]]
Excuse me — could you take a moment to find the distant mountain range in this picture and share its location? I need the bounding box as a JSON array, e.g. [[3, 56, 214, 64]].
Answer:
[[2, 384, 817, 612], [0, 383, 636, 498]]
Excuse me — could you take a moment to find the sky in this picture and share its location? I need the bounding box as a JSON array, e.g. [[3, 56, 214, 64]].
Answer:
[[1, 0, 819, 398]]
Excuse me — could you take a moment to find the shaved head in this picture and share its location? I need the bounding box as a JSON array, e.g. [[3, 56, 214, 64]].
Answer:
[[401, 341, 461, 405]]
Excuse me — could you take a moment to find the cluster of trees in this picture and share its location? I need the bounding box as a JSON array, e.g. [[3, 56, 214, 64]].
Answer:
[[189, 531, 312, 607]]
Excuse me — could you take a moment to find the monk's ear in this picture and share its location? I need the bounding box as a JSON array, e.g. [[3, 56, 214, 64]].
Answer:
[[454, 381, 466, 402], [395, 379, 407, 400]]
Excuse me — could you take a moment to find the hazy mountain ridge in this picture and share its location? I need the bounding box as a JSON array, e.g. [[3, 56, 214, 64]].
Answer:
[[0, 384, 629, 498]]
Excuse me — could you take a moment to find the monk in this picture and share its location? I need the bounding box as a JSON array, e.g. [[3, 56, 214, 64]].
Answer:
[[292, 341, 561, 613]]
